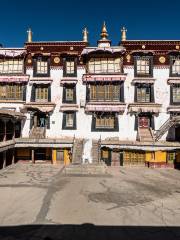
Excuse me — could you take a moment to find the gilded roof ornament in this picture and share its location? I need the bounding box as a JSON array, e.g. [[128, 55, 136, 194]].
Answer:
[[27, 28, 33, 43], [121, 27, 127, 41], [83, 27, 88, 42], [100, 22, 108, 40]]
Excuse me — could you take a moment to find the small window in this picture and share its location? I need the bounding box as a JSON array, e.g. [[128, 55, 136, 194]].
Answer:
[[135, 56, 152, 77], [34, 56, 50, 77], [170, 56, 180, 76], [137, 85, 151, 102], [35, 86, 48, 102], [62, 112, 76, 130], [172, 85, 180, 103], [63, 58, 77, 77], [63, 85, 76, 103]]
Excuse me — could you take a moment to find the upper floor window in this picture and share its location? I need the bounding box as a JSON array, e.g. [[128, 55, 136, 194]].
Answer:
[[136, 84, 154, 103], [89, 84, 122, 102], [88, 58, 122, 74], [170, 56, 180, 76], [0, 58, 24, 74], [63, 58, 77, 77], [171, 84, 180, 103], [134, 56, 153, 77], [63, 85, 76, 103], [31, 84, 51, 102], [0, 83, 25, 100], [33, 56, 50, 77], [62, 112, 76, 130]]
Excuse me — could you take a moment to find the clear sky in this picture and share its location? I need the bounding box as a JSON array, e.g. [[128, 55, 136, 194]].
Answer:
[[1, 0, 180, 47]]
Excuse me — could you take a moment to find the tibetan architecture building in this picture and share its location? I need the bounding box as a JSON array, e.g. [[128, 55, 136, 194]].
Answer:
[[1, 24, 180, 169]]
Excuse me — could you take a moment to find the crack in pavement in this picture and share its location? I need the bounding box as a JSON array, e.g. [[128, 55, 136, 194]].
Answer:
[[33, 168, 69, 224]]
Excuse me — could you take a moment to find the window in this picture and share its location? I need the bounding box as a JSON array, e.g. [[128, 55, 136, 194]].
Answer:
[[0, 84, 24, 100], [63, 58, 76, 77], [88, 58, 122, 74], [124, 151, 145, 165], [62, 112, 76, 129], [136, 86, 151, 102], [170, 56, 180, 76], [172, 85, 180, 103], [92, 113, 118, 131], [0, 58, 23, 74], [135, 56, 152, 77], [89, 84, 120, 101], [34, 57, 50, 77], [63, 85, 76, 103], [35, 86, 48, 102]]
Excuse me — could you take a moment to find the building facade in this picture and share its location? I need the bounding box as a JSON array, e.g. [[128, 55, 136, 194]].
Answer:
[[1, 24, 180, 168]]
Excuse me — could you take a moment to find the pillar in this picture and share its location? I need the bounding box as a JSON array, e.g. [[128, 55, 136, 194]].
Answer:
[[32, 149, 35, 164], [3, 151, 6, 168], [13, 120, 15, 139], [52, 149, 57, 164], [3, 119, 7, 141], [12, 149, 15, 164]]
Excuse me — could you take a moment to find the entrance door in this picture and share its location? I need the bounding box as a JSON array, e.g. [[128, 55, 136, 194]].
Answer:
[[33, 112, 47, 128], [139, 117, 150, 128], [175, 125, 180, 141], [35, 149, 46, 161]]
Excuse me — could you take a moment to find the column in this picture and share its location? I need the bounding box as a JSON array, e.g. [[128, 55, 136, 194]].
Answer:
[[3, 119, 7, 141], [32, 149, 35, 164], [12, 149, 15, 164], [3, 151, 6, 168], [12, 120, 15, 139]]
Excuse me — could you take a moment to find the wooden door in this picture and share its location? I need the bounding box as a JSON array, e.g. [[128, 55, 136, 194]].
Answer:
[[139, 117, 149, 128]]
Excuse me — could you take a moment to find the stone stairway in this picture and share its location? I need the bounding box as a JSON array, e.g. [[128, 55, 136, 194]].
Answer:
[[138, 127, 154, 142], [72, 138, 84, 164], [91, 140, 100, 163], [154, 117, 180, 141], [63, 163, 108, 175], [29, 127, 46, 139]]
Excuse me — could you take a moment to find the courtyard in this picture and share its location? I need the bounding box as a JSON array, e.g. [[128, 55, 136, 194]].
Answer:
[[0, 163, 180, 239]]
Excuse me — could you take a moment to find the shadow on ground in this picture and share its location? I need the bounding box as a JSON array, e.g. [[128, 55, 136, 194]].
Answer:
[[0, 224, 180, 240]]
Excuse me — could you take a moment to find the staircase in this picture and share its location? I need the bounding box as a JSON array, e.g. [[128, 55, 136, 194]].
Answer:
[[29, 127, 46, 139], [72, 138, 84, 164], [63, 163, 108, 175], [91, 140, 100, 163], [138, 127, 154, 142], [155, 116, 180, 141]]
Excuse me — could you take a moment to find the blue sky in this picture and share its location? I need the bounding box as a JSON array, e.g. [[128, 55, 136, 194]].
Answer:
[[1, 0, 180, 47]]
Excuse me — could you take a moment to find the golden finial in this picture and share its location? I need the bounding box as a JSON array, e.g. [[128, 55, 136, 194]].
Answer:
[[121, 27, 127, 41], [83, 27, 88, 42], [27, 28, 32, 43], [100, 21, 108, 40]]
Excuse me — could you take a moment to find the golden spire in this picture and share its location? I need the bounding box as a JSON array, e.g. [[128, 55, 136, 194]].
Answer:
[[100, 21, 108, 40], [83, 27, 88, 42], [27, 28, 32, 43], [121, 27, 127, 41]]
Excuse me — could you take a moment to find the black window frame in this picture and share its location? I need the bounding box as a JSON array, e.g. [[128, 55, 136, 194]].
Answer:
[[134, 56, 153, 78], [169, 55, 180, 77], [33, 56, 50, 77], [31, 84, 51, 102], [62, 111, 76, 130], [91, 113, 119, 132], [134, 83, 154, 103], [170, 84, 180, 105], [63, 57, 77, 77], [62, 84, 76, 104]]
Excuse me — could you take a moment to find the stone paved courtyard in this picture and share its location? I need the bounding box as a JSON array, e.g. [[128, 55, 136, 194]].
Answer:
[[0, 163, 180, 239]]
